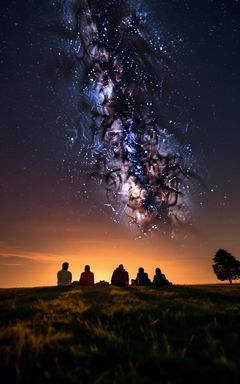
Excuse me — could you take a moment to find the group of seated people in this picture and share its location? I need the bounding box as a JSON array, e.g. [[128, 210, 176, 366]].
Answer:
[[57, 262, 172, 287]]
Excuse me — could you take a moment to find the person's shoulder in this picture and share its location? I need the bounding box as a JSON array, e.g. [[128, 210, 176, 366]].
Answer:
[[160, 273, 165, 278]]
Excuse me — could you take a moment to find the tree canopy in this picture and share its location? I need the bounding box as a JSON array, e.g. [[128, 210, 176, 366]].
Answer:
[[212, 249, 240, 284]]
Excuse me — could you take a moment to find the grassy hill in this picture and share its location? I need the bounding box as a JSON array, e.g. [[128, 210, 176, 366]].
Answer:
[[0, 284, 240, 383]]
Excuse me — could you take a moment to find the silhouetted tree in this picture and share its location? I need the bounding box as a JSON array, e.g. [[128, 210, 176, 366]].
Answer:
[[212, 249, 240, 284]]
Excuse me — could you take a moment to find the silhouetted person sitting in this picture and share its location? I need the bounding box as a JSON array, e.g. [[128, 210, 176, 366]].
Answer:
[[79, 265, 94, 286], [136, 267, 150, 286], [153, 268, 172, 286], [111, 264, 129, 287], [57, 262, 72, 286]]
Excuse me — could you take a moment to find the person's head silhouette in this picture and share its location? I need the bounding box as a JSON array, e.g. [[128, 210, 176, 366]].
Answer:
[[85, 265, 90, 272], [155, 268, 161, 275], [62, 262, 69, 270], [139, 267, 144, 273]]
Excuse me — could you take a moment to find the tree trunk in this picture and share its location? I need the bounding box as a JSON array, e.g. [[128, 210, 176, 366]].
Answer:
[[229, 278, 232, 284]]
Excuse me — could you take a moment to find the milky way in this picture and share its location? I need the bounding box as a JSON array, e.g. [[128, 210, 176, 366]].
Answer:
[[52, 0, 199, 237]]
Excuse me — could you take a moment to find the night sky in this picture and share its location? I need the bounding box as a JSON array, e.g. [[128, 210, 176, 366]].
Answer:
[[0, 0, 239, 287]]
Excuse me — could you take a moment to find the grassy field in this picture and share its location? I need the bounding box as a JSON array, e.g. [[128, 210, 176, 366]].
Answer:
[[0, 284, 240, 383]]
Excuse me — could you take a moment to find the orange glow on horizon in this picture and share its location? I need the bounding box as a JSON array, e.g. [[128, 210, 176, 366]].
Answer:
[[0, 237, 222, 288]]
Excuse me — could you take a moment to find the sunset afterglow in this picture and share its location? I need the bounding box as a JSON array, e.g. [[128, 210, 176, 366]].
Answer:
[[0, 0, 239, 288]]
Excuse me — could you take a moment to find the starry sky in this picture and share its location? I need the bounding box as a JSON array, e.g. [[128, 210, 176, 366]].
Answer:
[[0, 0, 239, 287]]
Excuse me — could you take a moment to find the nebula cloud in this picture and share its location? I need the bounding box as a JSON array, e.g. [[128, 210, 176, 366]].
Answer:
[[52, 0, 199, 237]]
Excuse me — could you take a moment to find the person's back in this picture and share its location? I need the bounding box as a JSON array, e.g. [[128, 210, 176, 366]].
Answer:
[[79, 265, 94, 286], [153, 268, 172, 286], [111, 264, 129, 287], [57, 262, 72, 286], [136, 267, 150, 286]]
